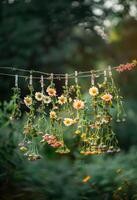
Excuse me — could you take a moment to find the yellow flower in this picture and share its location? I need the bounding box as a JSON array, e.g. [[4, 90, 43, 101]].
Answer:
[[46, 87, 56, 97], [81, 133, 87, 139], [101, 93, 113, 102], [84, 138, 89, 142], [73, 99, 85, 110], [63, 118, 74, 126], [35, 92, 43, 101], [75, 130, 81, 135], [89, 86, 99, 96], [58, 95, 67, 105], [43, 95, 51, 104], [50, 111, 57, 119], [24, 96, 32, 106], [20, 146, 28, 152], [82, 176, 91, 183]]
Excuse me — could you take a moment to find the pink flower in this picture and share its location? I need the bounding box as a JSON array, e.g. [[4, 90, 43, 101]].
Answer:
[[101, 93, 113, 102], [115, 62, 136, 72]]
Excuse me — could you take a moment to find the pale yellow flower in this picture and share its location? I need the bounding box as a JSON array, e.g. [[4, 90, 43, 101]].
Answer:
[[101, 93, 113, 102], [24, 96, 32, 106], [46, 87, 56, 97], [50, 111, 57, 119], [63, 118, 74, 126], [89, 86, 99, 97], [35, 92, 43, 101], [73, 99, 85, 110], [58, 95, 67, 105], [69, 97, 72, 102], [73, 118, 79, 124], [43, 95, 51, 104], [53, 106, 59, 110]]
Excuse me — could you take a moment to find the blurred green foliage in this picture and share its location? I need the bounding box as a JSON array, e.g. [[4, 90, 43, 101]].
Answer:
[[0, 0, 137, 199]]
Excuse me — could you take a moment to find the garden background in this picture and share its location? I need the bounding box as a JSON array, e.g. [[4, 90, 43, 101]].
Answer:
[[0, 0, 137, 199]]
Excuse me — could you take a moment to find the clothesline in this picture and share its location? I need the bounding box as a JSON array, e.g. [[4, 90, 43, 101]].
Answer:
[[0, 60, 136, 80], [0, 66, 115, 77], [0, 66, 112, 81], [0, 71, 104, 80]]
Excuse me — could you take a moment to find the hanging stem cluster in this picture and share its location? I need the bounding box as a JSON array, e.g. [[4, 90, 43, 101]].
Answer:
[[9, 69, 126, 160]]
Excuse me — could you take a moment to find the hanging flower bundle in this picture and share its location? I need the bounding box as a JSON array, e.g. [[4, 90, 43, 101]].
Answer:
[[1, 60, 136, 161]]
